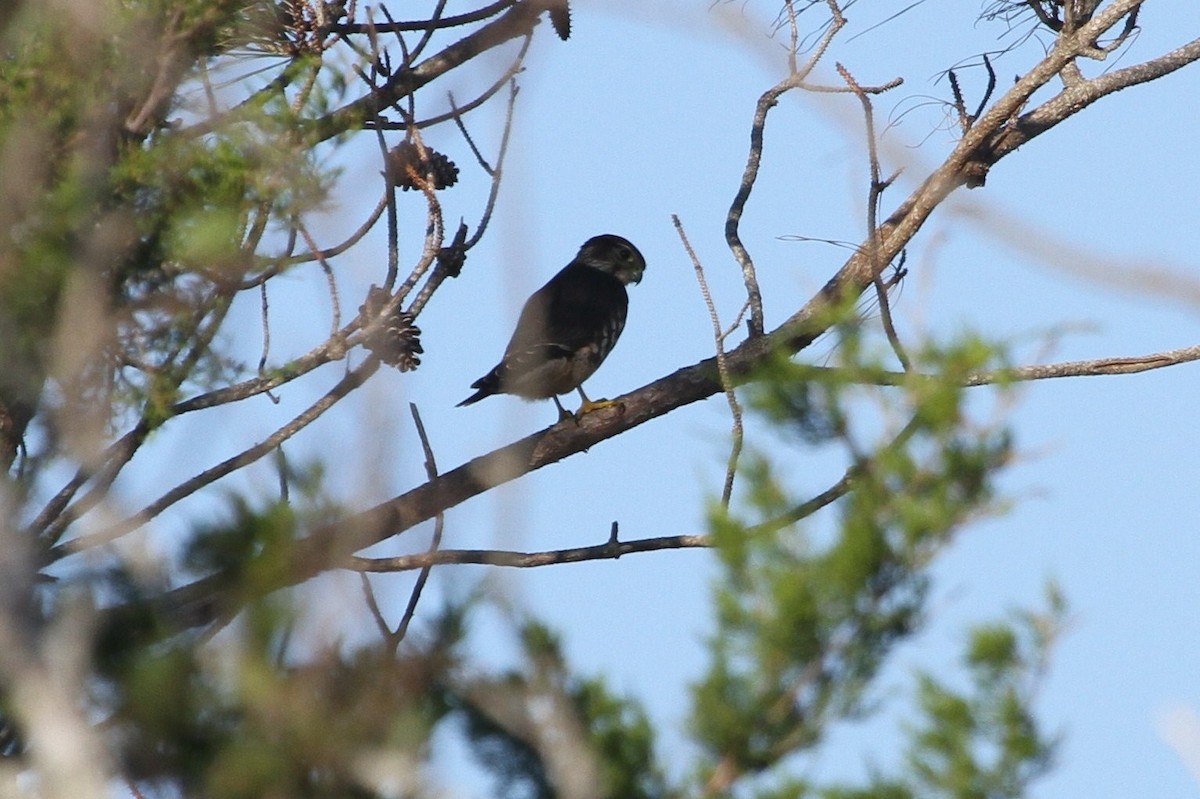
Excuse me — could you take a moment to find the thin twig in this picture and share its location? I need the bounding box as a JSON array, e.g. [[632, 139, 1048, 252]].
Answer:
[[390, 403, 444, 650], [359, 572, 394, 640], [379, 148, 401, 290], [274, 445, 290, 503], [448, 91, 491, 171], [36, 293, 237, 543], [383, 128, 445, 319], [400, 0, 450, 63], [362, 16, 403, 291], [290, 60, 323, 114], [837, 62, 910, 371], [725, 0, 849, 338], [793, 344, 1200, 387], [365, 35, 530, 133], [674, 215, 743, 507], [752, 413, 924, 536], [466, 79, 519, 250], [975, 53, 997, 120], [55, 358, 383, 557], [257, 282, 272, 375], [405, 78, 520, 316], [297, 222, 342, 336], [331, 0, 513, 34], [949, 69, 970, 132], [309, 1, 543, 144]]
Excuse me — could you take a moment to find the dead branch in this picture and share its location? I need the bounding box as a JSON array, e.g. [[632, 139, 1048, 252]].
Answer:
[[390, 403, 444, 649], [352, 534, 710, 572], [674, 215, 744, 507]]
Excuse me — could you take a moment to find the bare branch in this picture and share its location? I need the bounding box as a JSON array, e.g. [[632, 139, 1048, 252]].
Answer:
[[352, 534, 710, 572], [309, 1, 547, 144], [725, 1, 848, 338], [368, 35, 531, 133], [35, 294, 238, 543], [256, 282, 272, 375], [966, 345, 1200, 385], [949, 69, 970, 133], [796, 344, 1200, 387], [152, 336, 1200, 629], [837, 62, 910, 371], [391, 403, 444, 649], [57, 358, 382, 558], [330, 0, 516, 34], [359, 572, 394, 640], [991, 34, 1200, 160], [297, 222, 342, 337], [674, 215, 743, 507]]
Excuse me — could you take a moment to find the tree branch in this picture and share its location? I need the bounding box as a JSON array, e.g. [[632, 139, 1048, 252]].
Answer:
[[991, 34, 1200, 159], [309, 0, 549, 143], [352, 534, 710, 572]]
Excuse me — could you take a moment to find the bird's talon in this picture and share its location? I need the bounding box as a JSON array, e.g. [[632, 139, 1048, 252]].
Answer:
[[576, 398, 623, 417]]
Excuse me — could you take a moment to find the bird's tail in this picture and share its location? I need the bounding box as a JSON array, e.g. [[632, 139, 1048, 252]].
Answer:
[[456, 369, 500, 407]]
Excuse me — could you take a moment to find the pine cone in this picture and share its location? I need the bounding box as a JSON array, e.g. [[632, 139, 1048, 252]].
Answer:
[[549, 1, 571, 40], [360, 286, 423, 371], [384, 141, 459, 191]]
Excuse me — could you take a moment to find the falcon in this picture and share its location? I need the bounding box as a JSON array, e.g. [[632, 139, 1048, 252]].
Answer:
[[458, 234, 646, 419]]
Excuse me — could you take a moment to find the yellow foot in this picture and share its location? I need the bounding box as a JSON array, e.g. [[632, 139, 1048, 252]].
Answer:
[[575, 398, 624, 417]]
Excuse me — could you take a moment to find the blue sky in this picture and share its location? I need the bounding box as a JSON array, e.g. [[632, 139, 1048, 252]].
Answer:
[[107, 1, 1200, 795]]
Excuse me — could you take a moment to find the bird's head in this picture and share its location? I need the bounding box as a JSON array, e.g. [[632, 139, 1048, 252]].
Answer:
[[577, 234, 646, 285]]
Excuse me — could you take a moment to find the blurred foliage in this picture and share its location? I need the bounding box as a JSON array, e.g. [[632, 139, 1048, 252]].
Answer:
[[903, 586, 1064, 799], [0, 0, 335, 468], [798, 586, 1064, 799], [689, 325, 1039, 793], [88, 485, 454, 797], [450, 618, 673, 799], [102, 600, 454, 797], [738, 586, 1062, 799]]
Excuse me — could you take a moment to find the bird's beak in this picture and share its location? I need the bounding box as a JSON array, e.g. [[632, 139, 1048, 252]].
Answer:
[[630, 268, 644, 285]]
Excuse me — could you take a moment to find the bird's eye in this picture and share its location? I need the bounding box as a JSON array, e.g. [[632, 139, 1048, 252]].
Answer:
[[618, 247, 632, 260]]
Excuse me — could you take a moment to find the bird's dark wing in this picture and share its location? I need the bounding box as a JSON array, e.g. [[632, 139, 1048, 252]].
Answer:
[[503, 262, 628, 362], [458, 261, 629, 405]]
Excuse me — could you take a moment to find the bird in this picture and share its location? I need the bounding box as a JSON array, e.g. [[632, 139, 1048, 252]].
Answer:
[[458, 234, 646, 420]]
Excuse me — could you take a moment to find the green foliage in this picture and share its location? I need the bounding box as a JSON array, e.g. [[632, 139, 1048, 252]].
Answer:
[[112, 634, 235, 786], [0, 0, 339, 458], [97, 484, 461, 797], [692, 328, 1017, 790], [183, 495, 302, 593], [904, 590, 1063, 799], [576, 676, 670, 799], [719, 591, 1063, 799], [819, 783, 914, 799], [183, 462, 340, 595]]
